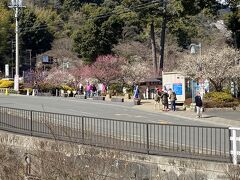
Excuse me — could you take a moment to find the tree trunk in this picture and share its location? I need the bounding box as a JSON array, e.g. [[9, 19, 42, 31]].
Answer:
[[209, 79, 223, 92], [159, 1, 167, 76], [150, 20, 157, 77]]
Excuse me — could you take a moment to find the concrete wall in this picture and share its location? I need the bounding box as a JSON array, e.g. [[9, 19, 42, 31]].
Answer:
[[0, 130, 238, 180]]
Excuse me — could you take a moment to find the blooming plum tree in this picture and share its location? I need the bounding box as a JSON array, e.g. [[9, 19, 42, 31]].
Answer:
[[69, 66, 89, 84], [121, 56, 152, 84], [44, 67, 74, 87], [84, 55, 125, 85], [179, 46, 240, 91]]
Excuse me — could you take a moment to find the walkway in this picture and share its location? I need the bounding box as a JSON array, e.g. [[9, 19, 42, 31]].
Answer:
[[134, 99, 240, 127]]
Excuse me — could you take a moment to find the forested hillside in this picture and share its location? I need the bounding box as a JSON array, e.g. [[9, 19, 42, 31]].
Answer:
[[0, 0, 239, 73]]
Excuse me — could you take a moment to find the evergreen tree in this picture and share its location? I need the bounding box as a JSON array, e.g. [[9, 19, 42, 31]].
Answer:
[[224, 0, 240, 48], [0, 7, 12, 71], [19, 9, 54, 54], [72, 4, 123, 63]]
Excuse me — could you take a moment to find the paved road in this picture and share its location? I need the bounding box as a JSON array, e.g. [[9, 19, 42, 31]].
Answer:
[[0, 95, 227, 127], [0, 95, 233, 162], [205, 111, 240, 121]]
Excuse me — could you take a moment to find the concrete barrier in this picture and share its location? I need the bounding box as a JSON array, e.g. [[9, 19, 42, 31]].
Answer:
[[111, 97, 124, 102], [75, 95, 87, 99], [93, 96, 105, 101]]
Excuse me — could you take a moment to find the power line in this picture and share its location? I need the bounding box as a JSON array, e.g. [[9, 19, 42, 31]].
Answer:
[[17, 0, 161, 34], [0, 0, 162, 58], [3, 1, 161, 34]]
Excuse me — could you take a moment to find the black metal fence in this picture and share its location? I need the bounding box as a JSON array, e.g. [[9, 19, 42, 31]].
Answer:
[[0, 106, 231, 162]]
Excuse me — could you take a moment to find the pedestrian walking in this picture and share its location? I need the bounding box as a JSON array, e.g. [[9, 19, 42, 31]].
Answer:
[[79, 83, 83, 94], [169, 88, 177, 111], [133, 85, 140, 99], [33, 81, 39, 96], [102, 83, 106, 95], [92, 84, 97, 96], [86, 82, 91, 98], [154, 88, 161, 110], [195, 92, 203, 118], [161, 90, 169, 111]]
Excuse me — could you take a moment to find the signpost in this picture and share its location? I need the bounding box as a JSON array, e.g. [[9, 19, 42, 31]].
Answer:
[[5, 64, 9, 77]]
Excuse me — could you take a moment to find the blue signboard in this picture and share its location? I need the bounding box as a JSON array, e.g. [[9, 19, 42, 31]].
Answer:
[[173, 83, 182, 95], [42, 55, 49, 63]]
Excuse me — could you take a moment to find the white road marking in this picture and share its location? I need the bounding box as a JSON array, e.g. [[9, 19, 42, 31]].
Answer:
[[115, 114, 129, 116]]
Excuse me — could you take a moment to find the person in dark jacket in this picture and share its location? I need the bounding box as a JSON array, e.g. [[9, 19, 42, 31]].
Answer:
[[161, 90, 169, 111], [154, 88, 161, 110], [92, 84, 97, 96], [169, 88, 177, 111], [195, 92, 203, 118]]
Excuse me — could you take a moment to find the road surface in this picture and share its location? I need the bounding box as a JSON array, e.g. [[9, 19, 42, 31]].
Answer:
[[0, 95, 225, 127]]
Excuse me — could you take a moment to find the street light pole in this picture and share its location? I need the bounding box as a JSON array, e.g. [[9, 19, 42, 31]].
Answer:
[[11, 40, 14, 78], [190, 43, 202, 103], [9, 0, 25, 92]]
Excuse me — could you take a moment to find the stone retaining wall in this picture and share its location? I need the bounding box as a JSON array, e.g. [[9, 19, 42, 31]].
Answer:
[[0, 131, 238, 179]]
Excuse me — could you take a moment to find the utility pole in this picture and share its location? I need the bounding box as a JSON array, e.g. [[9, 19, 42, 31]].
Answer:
[[159, 0, 167, 77], [11, 40, 15, 78], [9, 0, 25, 92]]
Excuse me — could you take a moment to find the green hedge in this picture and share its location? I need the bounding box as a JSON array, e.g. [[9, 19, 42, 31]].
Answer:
[[203, 91, 239, 108], [204, 92, 234, 102], [19, 88, 32, 95], [109, 83, 123, 93], [203, 101, 239, 108]]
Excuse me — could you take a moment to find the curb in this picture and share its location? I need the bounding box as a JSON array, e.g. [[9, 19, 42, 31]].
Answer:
[[204, 107, 240, 112], [163, 112, 240, 127], [133, 103, 240, 127]]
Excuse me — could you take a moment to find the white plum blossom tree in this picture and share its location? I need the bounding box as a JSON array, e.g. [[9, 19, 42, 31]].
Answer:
[[45, 67, 75, 86], [121, 56, 152, 84], [179, 46, 240, 91]]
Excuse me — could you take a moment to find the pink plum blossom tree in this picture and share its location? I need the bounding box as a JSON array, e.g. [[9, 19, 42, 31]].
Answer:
[[84, 55, 125, 85]]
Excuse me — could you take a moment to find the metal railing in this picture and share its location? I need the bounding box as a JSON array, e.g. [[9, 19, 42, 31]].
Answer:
[[229, 127, 240, 164], [0, 88, 16, 94], [0, 106, 231, 162]]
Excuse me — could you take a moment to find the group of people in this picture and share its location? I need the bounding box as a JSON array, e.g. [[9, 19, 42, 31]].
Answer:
[[154, 88, 203, 118], [82, 82, 107, 98], [154, 88, 177, 111]]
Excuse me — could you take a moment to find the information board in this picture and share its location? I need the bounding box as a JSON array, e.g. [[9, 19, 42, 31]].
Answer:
[[173, 83, 183, 95]]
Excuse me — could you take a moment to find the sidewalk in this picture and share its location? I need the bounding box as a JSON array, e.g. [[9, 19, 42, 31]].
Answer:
[[133, 99, 240, 127]]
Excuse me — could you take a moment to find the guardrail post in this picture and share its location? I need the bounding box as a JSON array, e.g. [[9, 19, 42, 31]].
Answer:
[[0, 106, 2, 122], [229, 127, 240, 165], [30, 111, 33, 136], [146, 123, 150, 154], [82, 116, 84, 143]]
